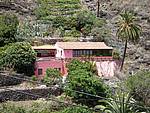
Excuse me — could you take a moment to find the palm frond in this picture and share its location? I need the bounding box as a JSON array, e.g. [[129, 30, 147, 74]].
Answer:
[[117, 10, 141, 43]]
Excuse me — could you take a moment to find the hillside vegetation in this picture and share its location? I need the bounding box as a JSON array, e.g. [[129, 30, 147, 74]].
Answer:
[[0, 0, 150, 112], [35, 0, 81, 19]]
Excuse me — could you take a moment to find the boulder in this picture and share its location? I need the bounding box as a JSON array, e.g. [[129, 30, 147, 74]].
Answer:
[[144, 40, 150, 50], [138, 54, 150, 64]]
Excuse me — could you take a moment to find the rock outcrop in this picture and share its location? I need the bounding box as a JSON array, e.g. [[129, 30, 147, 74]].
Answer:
[[0, 0, 37, 20], [83, 0, 150, 74]]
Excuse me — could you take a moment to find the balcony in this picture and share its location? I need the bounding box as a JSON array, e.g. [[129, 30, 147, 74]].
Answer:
[[36, 56, 114, 62], [65, 56, 113, 62]]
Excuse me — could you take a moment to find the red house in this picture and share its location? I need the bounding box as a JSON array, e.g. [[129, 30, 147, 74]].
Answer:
[[33, 42, 115, 78]]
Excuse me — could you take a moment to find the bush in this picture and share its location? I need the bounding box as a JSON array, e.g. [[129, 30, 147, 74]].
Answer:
[[0, 101, 65, 113], [101, 92, 142, 113], [0, 13, 19, 46], [0, 44, 11, 68], [90, 27, 110, 42], [112, 49, 120, 59], [67, 59, 96, 73], [0, 42, 36, 76], [54, 106, 93, 113], [0, 102, 94, 113], [126, 70, 150, 107], [43, 68, 62, 86], [65, 59, 110, 107], [0, 104, 26, 113], [64, 28, 80, 38], [31, 75, 38, 81]]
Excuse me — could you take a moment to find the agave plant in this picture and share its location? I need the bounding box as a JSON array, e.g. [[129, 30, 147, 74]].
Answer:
[[101, 92, 140, 113]]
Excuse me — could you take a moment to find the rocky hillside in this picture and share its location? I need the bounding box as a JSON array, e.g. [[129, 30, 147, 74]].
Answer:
[[0, 0, 149, 74], [84, 0, 150, 74], [0, 0, 37, 20]]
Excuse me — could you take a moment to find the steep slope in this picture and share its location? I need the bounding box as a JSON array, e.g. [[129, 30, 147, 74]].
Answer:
[[84, 0, 150, 73], [35, 0, 81, 20], [0, 0, 149, 73], [0, 0, 37, 20]]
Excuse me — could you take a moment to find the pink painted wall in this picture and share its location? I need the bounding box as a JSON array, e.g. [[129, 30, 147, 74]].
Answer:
[[64, 50, 73, 58], [34, 59, 63, 77]]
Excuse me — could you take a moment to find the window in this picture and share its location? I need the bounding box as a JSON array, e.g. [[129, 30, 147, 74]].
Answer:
[[61, 50, 63, 56], [36, 50, 53, 57], [38, 68, 43, 75], [49, 50, 55, 57], [73, 50, 93, 57], [90, 50, 92, 55], [37, 53, 41, 57]]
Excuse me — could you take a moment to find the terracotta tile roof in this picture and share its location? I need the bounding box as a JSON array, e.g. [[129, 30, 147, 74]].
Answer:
[[56, 42, 113, 50], [32, 45, 55, 50]]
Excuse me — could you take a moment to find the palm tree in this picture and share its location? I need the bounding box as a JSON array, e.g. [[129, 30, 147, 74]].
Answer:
[[117, 11, 141, 71]]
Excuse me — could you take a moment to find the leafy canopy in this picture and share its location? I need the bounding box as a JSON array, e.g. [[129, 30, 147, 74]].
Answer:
[[65, 59, 110, 107], [43, 68, 62, 86], [117, 11, 141, 42], [0, 13, 19, 46], [0, 42, 36, 76], [116, 11, 141, 70]]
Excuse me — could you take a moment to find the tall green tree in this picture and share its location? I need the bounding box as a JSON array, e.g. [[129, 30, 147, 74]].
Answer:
[[117, 11, 141, 71], [0, 42, 36, 76], [0, 13, 19, 46]]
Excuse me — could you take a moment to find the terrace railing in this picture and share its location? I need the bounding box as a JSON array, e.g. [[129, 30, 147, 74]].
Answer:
[[36, 56, 114, 62], [65, 56, 113, 62]]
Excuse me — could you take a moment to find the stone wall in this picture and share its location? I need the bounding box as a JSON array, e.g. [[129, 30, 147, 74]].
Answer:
[[0, 87, 62, 102], [0, 72, 62, 102], [0, 73, 24, 87]]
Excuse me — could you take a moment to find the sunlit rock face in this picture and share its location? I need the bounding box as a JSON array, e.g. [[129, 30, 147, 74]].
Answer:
[[0, 0, 37, 21], [83, 0, 150, 73]]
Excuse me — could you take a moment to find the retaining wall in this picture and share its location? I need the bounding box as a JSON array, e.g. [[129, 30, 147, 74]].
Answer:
[[0, 73, 24, 87], [0, 87, 62, 102]]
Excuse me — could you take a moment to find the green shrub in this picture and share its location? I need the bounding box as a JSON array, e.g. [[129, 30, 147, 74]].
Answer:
[[54, 106, 93, 113], [0, 42, 36, 76], [101, 92, 140, 113], [67, 59, 96, 73], [0, 101, 65, 113], [65, 59, 111, 107], [43, 68, 62, 86], [112, 49, 120, 59], [126, 70, 150, 107], [0, 13, 19, 46], [90, 27, 110, 42], [0, 102, 94, 113], [31, 75, 38, 81], [64, 28, 80, 38], [0, 104, 26, 113]]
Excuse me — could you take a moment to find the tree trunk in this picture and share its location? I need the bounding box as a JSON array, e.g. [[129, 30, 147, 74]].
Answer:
[[120, 40, 127, 71], [97, 0, 100, 17]]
